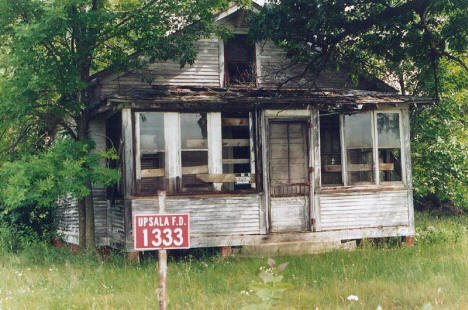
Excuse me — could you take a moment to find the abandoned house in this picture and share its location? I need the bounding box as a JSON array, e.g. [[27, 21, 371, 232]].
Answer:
[[56, 2, 433, 254]]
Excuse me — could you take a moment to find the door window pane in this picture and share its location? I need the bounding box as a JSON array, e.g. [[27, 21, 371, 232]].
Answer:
[[344, 113, 374, 185], [377, 113, 402, 182]]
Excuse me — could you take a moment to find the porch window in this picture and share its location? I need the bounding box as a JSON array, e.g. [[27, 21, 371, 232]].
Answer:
[[377, 112, 402, 183], [344, 113, 374, 185], [180, 113, 209, 192], [225, 35, 255, 87], [320, 113, 342, 186], [222, 112, 254, 191], [136, 112, 165, 194], [135, 111, 255, 195]]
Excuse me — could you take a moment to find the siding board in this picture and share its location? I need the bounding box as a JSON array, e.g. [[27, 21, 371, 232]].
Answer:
[[319, 190, 409, 230], [131, 195, 261, 245]]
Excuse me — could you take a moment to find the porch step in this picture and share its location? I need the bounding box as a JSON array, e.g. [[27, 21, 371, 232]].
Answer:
[[240, 240, 356, 256]]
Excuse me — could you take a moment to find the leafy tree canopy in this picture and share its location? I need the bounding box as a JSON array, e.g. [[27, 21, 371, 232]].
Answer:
[[249, 0, 467, 97]]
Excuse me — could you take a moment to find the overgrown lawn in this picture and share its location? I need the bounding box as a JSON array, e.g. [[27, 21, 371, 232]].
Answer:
[[0, 213, 467, 309]]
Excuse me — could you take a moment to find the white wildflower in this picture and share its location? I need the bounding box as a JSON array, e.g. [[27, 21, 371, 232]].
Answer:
[[376, 305, 383, 310], [347, 295, 359, 301]]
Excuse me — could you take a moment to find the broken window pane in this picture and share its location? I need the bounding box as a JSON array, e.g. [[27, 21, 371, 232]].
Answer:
[[138, 112, 165, 194], [180, 113, 210, 192], [320, 113, 342, 186], [225, 35, 255, 87], [377, 113, 402, 182], [344, 113, 374, 185]]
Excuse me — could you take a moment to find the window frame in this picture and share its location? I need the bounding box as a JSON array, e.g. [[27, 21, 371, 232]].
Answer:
[[133, 110, 258, 196], [321, 109, 406, 188]]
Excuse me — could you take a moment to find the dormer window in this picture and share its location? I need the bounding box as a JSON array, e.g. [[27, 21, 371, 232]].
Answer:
[[225, 35, 255, 87]]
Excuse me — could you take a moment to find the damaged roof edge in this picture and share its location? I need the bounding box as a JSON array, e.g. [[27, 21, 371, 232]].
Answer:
[[90, 86, 434, 117]]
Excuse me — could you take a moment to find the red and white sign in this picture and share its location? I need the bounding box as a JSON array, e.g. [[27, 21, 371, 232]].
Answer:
[[133, 213, 190, 250]]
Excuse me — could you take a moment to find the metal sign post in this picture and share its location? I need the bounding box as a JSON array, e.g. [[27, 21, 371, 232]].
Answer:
[[158, 191, 167, 310], [132, 190, 190, 310]]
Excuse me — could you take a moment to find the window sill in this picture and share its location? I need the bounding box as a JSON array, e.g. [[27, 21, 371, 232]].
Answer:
[[319, 184, 406, 194], [132, 190, 261, 199]]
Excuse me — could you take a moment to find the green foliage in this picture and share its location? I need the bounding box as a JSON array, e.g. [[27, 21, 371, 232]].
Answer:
[[249, 0, 467, 88], [411, 60, 468, 209], [240, 258, 292, 310], [0, 138, 119, 251]]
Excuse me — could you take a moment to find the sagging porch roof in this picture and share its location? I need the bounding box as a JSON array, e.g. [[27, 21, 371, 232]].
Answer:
[[92, 86, 434, 117]]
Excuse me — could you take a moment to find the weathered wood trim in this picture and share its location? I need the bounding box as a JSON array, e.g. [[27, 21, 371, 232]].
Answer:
[[218, 39, 225, 87], [249, 112, 257, 189], [261, 111, 270, 233], [164, 112, 181, 191], [372, 111, 380, 185], [134, 112, 141, 182], [264, 109, 311, 118], [401, 107, 414, 233], [188, 225, 412, 248], [310, 107, 321, 231], [208, 112, 223, 191], [122, 108, 134, 198], [255, 43, 262, 85], [339, 114, 348, 186], [222, 158, 250, 164], [222, 117, 248, 126]]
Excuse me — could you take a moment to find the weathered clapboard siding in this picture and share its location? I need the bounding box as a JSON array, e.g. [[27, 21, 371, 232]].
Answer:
[[270, 196, 309, 232], [257, 41, 351, 89], [131, 195, 261, 242], [92, 186, 109, 246], [110, 200, 126, 248], [319, 190, 410, 231], [99, 39, 220, 98], [56, 195, 79, 245]]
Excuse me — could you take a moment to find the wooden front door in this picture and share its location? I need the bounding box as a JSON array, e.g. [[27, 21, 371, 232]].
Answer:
[[268, 121, 310, 232]]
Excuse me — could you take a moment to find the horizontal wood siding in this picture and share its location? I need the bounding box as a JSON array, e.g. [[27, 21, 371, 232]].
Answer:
[[257, 42, 350, 89], [100, 39, 220, 97], [110, 200, 126, 248], [56, 195, 79, 245], [319, 190, 409, 231], [92, 186, 109, 246], [132, 194, 261, 238], [270, 196, 308, 232]]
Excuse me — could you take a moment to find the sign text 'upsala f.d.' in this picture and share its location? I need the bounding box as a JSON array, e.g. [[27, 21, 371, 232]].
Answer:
[[133, 214, 190, 250]]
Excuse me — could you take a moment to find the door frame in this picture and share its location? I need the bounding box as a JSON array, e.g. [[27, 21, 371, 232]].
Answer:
[[263, 110, 315, 233]]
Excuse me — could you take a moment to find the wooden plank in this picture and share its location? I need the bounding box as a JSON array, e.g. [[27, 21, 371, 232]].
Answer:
[[325, 163, 394, 172], [141, 168, 165, 178], [401, 107, 414, 234], [218, 39, 225, 87], [182, 165, 209, 175], [339, 115, 347, 186], [372, 111, 379, 185], [222, 158, 250, 164], [134, 113, 141, 181], [188, 226, 412, 248], [164, 112, 181, 191], [208, 112, 223, 191], [186, 139, 208, 149], [261, 112, 270, 233], [222, 139, 249, 147], [122, 108, 134, 198], [311, 107, 321, 231], [195, 173, 256, 183], [222, 118, 249, 126], [249, 112, 257, 190]]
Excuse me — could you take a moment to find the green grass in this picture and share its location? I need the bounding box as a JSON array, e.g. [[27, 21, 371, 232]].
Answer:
[[1, 212, 467, 310]]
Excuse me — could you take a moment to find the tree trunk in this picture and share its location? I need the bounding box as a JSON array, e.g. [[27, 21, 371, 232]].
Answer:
[[78, 198, 86, 248], [85, 181, 95, 249], [77, 111, 96, 249]]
